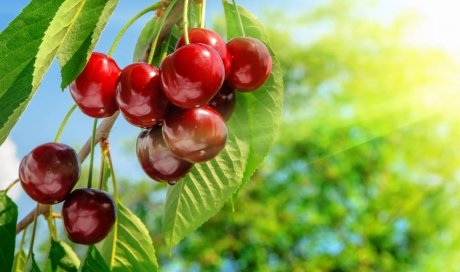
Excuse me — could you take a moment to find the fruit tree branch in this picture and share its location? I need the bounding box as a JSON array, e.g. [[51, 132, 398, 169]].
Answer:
[[16, 0, 184, 234]]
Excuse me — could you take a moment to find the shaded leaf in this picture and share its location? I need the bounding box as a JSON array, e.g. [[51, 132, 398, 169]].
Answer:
[[102, 202, 158, 271], [133, 17, 158, 62], [0, 191, 18, 272], [44, 239, 80, 272], [12, 250, 27, 272], [79, 246, 110, 272], [26, 253, 41, 272]]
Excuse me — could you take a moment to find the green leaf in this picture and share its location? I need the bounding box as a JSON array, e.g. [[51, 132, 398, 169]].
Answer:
[[133, 17, 158, 62], [0, 191, 18, 272], [44, 239, 80, 272], [57, 0, 119, 88], [26, 253, 41, 272], [79, 246, 110, 272], [162, 3, 284, 250], [12, 250, 27, 272], [0, 0, 118, 145], [151, 25, 180, 67], [0, 0, 65, 145], [101, 202, 158, 271]]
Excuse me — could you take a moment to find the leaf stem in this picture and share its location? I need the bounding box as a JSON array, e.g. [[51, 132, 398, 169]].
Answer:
[[232, 0, 245, 37], [26, 204, 39, 265], [108, 2, 162, 57], [183, 0, 190, 44], [54, 104, 77, 143], [46, 206, 58, 240], [105, 147, 118, 201], [147, 0, 179, 64], [98, 145, 107, 190], [5, 179, 19, 193], [12, 226, 28, 272], [87, 118, 98, 189]]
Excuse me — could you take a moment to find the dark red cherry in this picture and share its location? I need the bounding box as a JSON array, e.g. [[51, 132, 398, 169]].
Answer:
[[208, 83, 236, 121], [162, 106, 227, 163], [176, 28, 232, 77], [116, 63, 169, 128], [62, 188, 116, 245], [19, 143, 80, 204], [226, 37, 272, 92], [136, 127, 193, 184], [160, 44, 225, 109], [70, 52, 121, 118]]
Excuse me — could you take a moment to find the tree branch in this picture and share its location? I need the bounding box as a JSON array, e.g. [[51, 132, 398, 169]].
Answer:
[[16, 0, 184, 234]]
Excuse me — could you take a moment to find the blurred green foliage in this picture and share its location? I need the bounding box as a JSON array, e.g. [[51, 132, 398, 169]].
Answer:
[[115, 0, 460, 271]]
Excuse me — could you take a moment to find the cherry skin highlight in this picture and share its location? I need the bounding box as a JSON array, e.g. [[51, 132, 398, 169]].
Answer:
[[226, 37, 272, 92], [70, 52, 121, 118], [136, 126, 193, 184], [160, 44, 225, 109], [116, 63, 169, 128], [208, 83, 236, 121], [162, 106, 227, 163], [176, 28, 232, 77], [62, 188, 116, 245], [19, 143, 80, 205]]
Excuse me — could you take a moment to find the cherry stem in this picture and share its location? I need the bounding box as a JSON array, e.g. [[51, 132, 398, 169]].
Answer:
[[105, 148, 119, 201], [54, 104, 77, 143], [87, 118, 99, 189], [182, 0, 190, 44], [98, 146, 107, 190], [231, 0, 245, 37], [199, 0, 206, 28], [147, 0, 179, 64], [4, 179, 19, 193], [52, 213, 62, 219], [26, 204, 39, 265], [46, 206, 58, 240], [108, 2, 162, 57]]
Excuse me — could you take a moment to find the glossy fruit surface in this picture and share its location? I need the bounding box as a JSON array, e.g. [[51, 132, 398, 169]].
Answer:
[[176, 28, 232, 77], [226, 37, 272, 92], [208, 83, 236, 121], [163, 106, 227, 163], [160, 44, 225, 108], [70, 52, 121, 118], [136, 127, 193, 184], [116, 63, 169, 127], [62, 188, 116, 245], [19, 143, 80, 204]]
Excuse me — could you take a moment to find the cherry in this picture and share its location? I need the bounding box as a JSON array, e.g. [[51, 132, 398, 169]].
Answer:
[[116, 63, 169, 128], [160, 44, 225, 109], [176, 28, 232, 77], [19, 143, 80, 204], [208, 83, 236, 121], [62, 188, 116, 245], [226, 37, 272, 92], [136, 127, 193, 184], [70, 52, 121, 118], [162, 106, 227, 163]]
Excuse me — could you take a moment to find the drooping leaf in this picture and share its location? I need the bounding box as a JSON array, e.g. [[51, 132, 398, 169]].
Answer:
[[26, 253, 41, 272], [101, 202, 158, 271], [79, 246, 110, 272], [12, 250, 27, 272], [223, 2, 284, 191], [151, 25, 180, 67], [162, 3, 284, 250], [133, 17, 158, 62], [44, 239, 80, 272], [57, 0, 119, 88], [0, 0, 118, 145], [0, 191, 18, 272], [0, 0, 65, 145]]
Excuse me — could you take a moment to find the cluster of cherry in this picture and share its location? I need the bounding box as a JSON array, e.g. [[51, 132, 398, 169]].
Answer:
[[18, 28, 272, 245]]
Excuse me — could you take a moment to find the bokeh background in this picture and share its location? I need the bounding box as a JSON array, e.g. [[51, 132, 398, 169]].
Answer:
[[1, 0, 460, 271]]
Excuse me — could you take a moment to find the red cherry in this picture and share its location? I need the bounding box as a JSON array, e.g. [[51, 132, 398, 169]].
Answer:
[[62, 188, 116, 245], [160, 44, 225, 109], [208, 83, 236, 121], [70, 52, 121, 118], [226, 37, 272, 92], [19, 143, 80, 204], [162, 106, 227, 163], [176, 28, 232, 77], [136, 127, 193, 184], [116, 63, 169, 128]]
